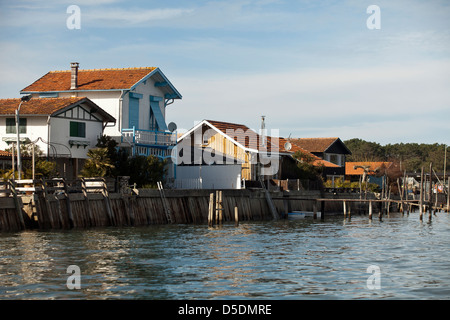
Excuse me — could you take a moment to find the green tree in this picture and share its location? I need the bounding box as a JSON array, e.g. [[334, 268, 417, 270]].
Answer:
[[80, 148, 115, 178], [124, 155, 167, 188], [292, 151, 324, 181], [95, 134, 129, 177]]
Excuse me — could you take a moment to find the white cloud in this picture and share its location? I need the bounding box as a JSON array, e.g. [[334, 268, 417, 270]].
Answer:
[[167, 59, 450, 144]]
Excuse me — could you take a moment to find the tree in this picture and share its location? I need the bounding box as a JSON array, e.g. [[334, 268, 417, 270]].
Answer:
[[80, 148, 115, 178], [95, 134, 128, 177], [292, 151, 324, 181], [124, 155, 167, 188]]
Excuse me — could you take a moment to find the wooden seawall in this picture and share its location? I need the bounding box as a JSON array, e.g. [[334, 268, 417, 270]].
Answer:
[[2, 178, 421, 232], [1, 182, 288, 231]]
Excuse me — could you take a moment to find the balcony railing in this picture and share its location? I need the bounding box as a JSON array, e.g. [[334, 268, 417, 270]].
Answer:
[[121, 127, 176, 147]]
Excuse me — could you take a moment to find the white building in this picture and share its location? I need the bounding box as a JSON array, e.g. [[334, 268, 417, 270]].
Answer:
[[20, 62, 182, 159], [0, 97, 115, 178]]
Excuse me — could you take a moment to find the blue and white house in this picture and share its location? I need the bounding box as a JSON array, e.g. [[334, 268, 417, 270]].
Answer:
[[21, 62, 182, 160]]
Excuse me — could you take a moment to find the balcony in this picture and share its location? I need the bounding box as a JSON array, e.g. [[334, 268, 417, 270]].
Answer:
[[121, 127, 176, 157]]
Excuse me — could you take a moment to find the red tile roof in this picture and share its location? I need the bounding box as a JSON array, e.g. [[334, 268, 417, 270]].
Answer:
[[0, 97, 89, 115], [21, 67, 157, 92], [204, 120, 339, 167], [345, 162, 393, 175], [0, 97, 115, 123], [0, 150, 12, 157], [290, 137, 339, 153]]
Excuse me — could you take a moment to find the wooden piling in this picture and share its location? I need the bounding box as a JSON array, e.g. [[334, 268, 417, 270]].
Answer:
[[420, 167, 424, 221], [320, 200, 325, 221], [234, 206, 239, 226], [218, 191, 223, 225], [429, 162, 433, 221], [369, 200, 373, 220], [343, 201, 347, 218], [313, 201, 317, 219], [447, 177, 450, 213], [208, 193, 214, 227]]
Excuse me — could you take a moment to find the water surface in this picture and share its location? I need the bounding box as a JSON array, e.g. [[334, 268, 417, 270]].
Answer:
[[1, 213, 449, 299]]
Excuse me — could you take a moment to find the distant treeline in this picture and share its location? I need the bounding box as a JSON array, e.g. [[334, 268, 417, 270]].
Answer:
[[344, 138, 449, 173]]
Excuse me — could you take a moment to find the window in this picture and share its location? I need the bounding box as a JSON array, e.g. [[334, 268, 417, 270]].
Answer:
[[6, 118, 27, 134], [70, 121, 86, 138]]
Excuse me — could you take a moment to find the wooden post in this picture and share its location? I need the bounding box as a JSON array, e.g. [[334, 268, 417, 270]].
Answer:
[[215, 190, 219, 224], [429, 162, 433, 221], [208, 193, 214, 227], [218, 191, 223, 225], [81, 178, 93, 227], [343, 201, 347, 218], [234, 206, 239, 226], [420, 167, 424, 221], [447, 177, 450, 213], [369, 200, 373, 220], [62, 178, 73, 228], [320, 200, 325, 221], [313, 201, 317, 219], [10, 180, 25, 230], [102, 178, 114, 226]]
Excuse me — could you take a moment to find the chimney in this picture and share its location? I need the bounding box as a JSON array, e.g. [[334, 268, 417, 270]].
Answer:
[[70, 62, 79, 90]]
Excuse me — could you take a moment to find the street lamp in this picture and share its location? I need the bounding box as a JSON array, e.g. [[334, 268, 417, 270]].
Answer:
[[16, 95, 32, 180]]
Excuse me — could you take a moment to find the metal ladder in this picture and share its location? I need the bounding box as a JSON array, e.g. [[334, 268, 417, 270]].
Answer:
[[258, 176, 279, 220], [157, 181, 173, 224]]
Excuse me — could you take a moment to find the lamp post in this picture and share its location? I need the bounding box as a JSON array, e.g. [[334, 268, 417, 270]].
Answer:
[[16, 95, 32, 180]]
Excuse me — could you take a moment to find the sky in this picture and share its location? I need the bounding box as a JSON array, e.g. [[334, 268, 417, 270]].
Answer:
[[0, 0, 449, 145]]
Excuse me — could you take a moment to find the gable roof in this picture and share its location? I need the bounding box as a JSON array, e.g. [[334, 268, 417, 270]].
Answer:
[[177, 119, 339, 168], [345, 162, 393, 176], [0, 97, 115, 123], [20, 66, 182, 99], [291, 137, 351, 154]]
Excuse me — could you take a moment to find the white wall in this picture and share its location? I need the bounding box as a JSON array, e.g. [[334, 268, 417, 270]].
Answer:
[[56, 91, 120, 138], [0, 115, 49, 155], [49, 117, 104, 159], [56, 78, 168, 138], [176, 164, 242, 189]]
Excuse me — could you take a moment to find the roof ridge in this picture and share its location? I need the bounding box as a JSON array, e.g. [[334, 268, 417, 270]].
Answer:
[[49, 67, 156, 73]]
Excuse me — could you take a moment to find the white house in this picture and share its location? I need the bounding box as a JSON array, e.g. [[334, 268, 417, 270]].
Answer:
[[20, 62, 182, 159], [0, 97, 115, 178]]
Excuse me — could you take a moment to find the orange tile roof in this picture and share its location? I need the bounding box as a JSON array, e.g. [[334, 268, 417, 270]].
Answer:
[[290, 137, 339, 153], [345, 162, 393, 175], [0, 97, 89, 115], [204, 120, 337, 167], [21, 67, 157, 92], [0, 150, 12, 157]]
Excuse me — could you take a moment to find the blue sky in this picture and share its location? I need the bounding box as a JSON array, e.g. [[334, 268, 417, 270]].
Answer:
[[1, 0, 449, 145]]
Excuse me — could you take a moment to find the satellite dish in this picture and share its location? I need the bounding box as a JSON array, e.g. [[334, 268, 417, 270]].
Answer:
[[168, 122, 177, 132], [284, 142, 292, 151]]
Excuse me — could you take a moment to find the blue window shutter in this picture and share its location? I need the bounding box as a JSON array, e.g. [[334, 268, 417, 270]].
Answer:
[[150, 97, 168, 131], [129, 97, 139, 129]]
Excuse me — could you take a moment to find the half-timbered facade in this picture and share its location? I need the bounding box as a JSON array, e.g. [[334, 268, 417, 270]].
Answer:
[[0, 97, 115, 178]]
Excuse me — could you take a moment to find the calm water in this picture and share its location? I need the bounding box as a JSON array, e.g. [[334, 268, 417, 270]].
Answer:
[[1, 213, 449, 300]]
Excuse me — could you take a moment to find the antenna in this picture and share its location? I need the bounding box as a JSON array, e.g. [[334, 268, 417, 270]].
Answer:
[[261, 115, 266, 147]]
